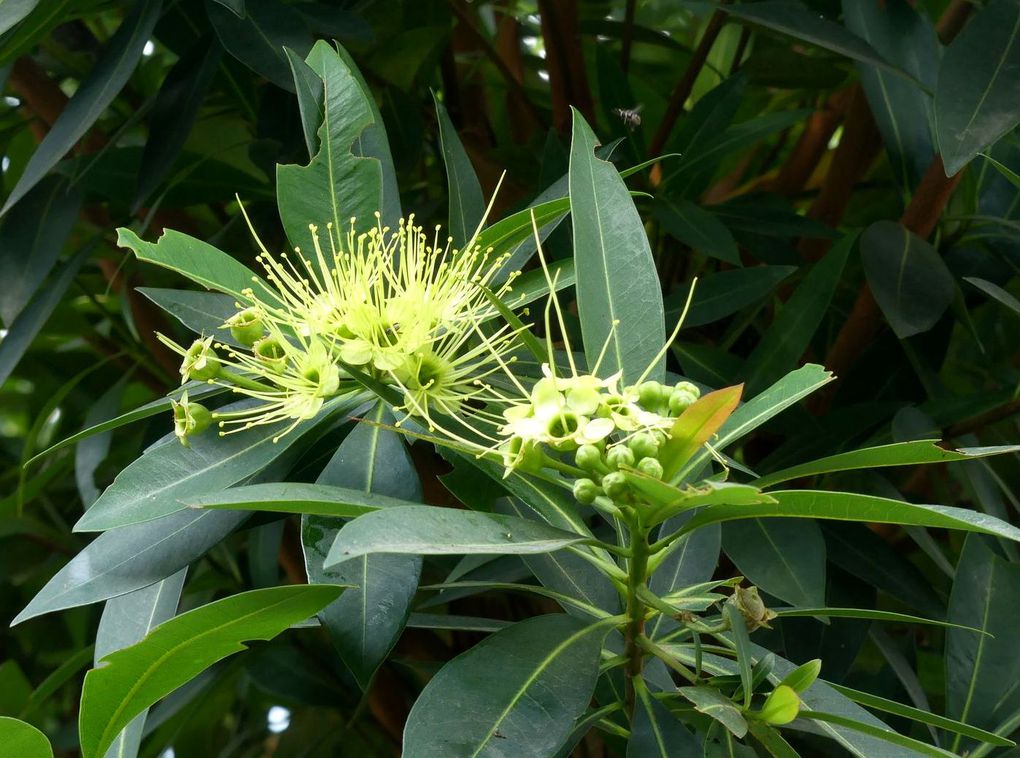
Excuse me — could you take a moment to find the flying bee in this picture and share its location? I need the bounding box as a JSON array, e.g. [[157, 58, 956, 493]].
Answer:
[[613, 105, 643, 130]]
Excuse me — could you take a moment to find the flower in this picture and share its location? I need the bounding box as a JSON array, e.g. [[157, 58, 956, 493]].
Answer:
[[161, 203, 525, 444], [170, 390, 212, 447]]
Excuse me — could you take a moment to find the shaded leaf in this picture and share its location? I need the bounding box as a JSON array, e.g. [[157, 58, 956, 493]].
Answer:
[[655, 198, 739, 265], [79, 585, 343, 758], [0, 1, 162, 215], [936, 0, 1020, 175], [724, 519, 826, 608], [403, 615, 608, 757], [434, 94, 484, 247], [861, 220, 954, 338], [628, 686, 701, 756], [665, 265, 797, 328]]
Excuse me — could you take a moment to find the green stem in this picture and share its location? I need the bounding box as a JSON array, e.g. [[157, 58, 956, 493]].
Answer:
[[623, 519, 651, 717]]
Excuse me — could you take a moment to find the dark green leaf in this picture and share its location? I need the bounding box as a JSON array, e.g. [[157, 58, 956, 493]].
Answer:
[[324, 506, 588, 565], [0, 0, 39, 35], [628, 686, 700, 757], [402, 615, 609, 756], [303, 402, 422, 689], [0, 175, 81, 325], [137, 287, 238, 341], [206, 0, 312, 92], [724, 519, 826, 608], [434, 94, 484, 247], [665, 265, 797, 327], [936, 0, 1020, 175], [965, 275, 1020, 317], [861, 220, 954, 338], [187, 481, 411, 517], [12, 509, 247, 625], [655, 198, 739, 265]]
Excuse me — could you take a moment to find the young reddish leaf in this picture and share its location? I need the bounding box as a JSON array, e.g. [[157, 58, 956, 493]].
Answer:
[[661, 384, 743, 481]]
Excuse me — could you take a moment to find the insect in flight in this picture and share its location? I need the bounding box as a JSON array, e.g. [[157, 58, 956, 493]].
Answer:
[[613, 105, 643, 130]]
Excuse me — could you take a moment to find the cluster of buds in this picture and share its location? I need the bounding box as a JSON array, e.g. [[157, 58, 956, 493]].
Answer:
[[498, 367, 702, 502]]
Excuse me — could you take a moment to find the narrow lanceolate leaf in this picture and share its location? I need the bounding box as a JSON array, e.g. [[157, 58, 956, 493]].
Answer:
[[324, 506, 589, 566], [719, 1, 915, 83], [75, 394, 360, 531], [434, 94, 484, 247], [137, 288, 239, 342], [0, 243, 92, 387], [744, 231, 855, 394], [681, 490, 1020, 544], [936, 0, 1020, 175], [118, 228, 265, 301], [724, 519, 826, 608], [187, 482, 413, 517], [628, 685, 700, 757], [0, 1, 162, 216], [679, 364, 834, 482], [946, 535, 1020, 753], [0, 175, 81, 325], [654, 197, 739, 265], [569, 107, 665, 384], [0, 0, 39, 35], [861, 220, 954, 339], [660, 385, 743, 481], [965, 275, 1020, 317], [79, 586, 344, 758], [12, 509, 247, 625], [0, 717, 52, 758], [403, 615, 609, 757], [844, 0, 938, 188], [303, 402, 423, 689], [755, 440, 1020, 488], [800, 711, 957, 758], [93, 570, 186, 758], [277, 39, 385, 249], [828, 683, 1014, 747]]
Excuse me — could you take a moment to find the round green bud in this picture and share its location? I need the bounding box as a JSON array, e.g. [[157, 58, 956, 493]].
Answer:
[[575, 444, 604, 472], [572, 478, 600, 504], [669, 388, 699, 415], [628, 432, 659, 461], [606, 445, 635, 470], [637, 457, 664, 480], [637, 381, 665, 409], [601, 471, 629, 499], [651, 430, 667, 447], [674, 381, 701, 399], [227, 307, 265, 347]]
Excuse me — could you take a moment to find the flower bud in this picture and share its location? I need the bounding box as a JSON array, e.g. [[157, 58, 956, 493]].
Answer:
[[575, 444, 604, 472], [601, 471, 629, 499], [669, 387, 699, 415], [181, 337, 220, 382], [226, 307, 265, 346], [637, 457, 664, 480], [637, 381, 665, 409], [606, 445, 635, 470], [628, 432, 659, 461], [572, 478, 600, 504]]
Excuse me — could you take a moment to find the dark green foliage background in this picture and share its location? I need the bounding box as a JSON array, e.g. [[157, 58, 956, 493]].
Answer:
[[2, 0, 1020, 755]]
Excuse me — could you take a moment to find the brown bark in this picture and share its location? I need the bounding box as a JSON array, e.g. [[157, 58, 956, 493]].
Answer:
[[537, 0, 595, 133], [771, 88, 853, 197], [648, 6, 729, 164]]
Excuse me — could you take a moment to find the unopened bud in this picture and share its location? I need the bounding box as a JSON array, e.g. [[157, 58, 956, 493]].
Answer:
[[572, 478, 599, 504], [606, 445, 635, 470], [575, 444, 604, 472], [601, 471, 629, 499], [637, 457, 664, 480], [628, 432, 659, 461]]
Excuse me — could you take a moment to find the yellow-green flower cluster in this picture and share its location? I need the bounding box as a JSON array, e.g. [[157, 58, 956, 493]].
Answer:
[[161, 212, 523, 444]]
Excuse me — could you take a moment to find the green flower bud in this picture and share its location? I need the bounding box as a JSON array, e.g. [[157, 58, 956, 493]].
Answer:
[[181, 337, 220, 382], [606, 445, 635, 470], [637, 457, 664, 480], [628, 432, 659, 461], [226, 307, 265, 346], [572, 478, 600, 504], [637, 381, 665, 409], [674, 381, 700, 398], [669, 387, 699, 415], [601, 471, 629, 499], [759, 685, 800, 725], [575, 444, 604, 472]]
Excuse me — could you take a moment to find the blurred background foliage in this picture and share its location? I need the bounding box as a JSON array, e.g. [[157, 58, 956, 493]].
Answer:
[[3, 0, 1020, 755]]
